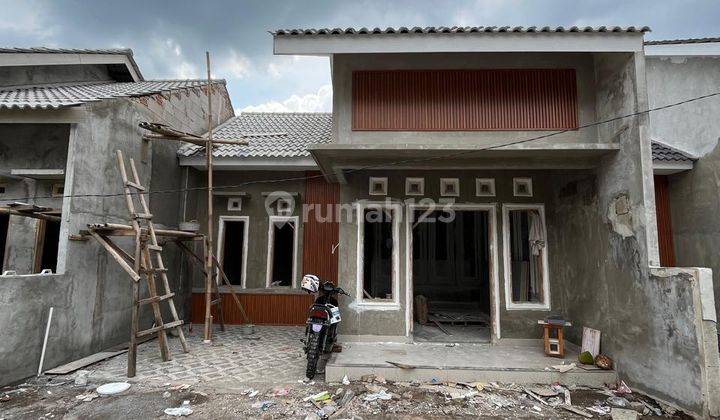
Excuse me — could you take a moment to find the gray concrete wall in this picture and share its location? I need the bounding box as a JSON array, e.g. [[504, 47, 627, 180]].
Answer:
[[335, 169, 600, 339], [646, 55, 720, 320], [186, 170, 307, 291], [0, 123, 69, 272], [0, 64, 113, 88], [331, 52, 600, 147], [0, 83, 234, 386]]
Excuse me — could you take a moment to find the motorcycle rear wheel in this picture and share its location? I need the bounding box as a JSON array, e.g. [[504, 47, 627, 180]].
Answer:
[[306, 332, 321, 379]]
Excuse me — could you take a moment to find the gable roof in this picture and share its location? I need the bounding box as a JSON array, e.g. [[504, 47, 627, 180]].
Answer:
[[651, 140, 695, 162], [0, 79, 223, 110], [273, 26, 650, 36], [0, 47, 143, 81], [178, 112, 332, 159]]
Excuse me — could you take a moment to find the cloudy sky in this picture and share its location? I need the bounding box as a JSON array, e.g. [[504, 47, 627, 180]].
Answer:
[[2, 0, 719, 114]]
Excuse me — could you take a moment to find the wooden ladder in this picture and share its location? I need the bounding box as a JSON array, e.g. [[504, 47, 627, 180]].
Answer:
[[116, 150, 189, 377]]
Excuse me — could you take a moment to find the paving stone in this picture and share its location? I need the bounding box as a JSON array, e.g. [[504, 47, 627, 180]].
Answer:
[[87, 325, 307, 385]]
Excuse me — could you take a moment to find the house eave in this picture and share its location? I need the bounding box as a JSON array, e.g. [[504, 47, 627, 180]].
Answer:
[[274, 32, 645, 56], [653, 160, 694, 175], [178, 155, 318, 171]]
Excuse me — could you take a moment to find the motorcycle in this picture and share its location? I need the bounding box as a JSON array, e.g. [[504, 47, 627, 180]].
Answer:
[[301, 274, 349, 379]]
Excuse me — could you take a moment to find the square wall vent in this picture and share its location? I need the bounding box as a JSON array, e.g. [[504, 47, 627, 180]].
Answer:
[[227, 197, 242, 211], [513, 177, 533, 197], [405, 178, 424, 196], [476, 178, 496, 197], [440, 178, 460, 197], [369, 177, 388, 196]]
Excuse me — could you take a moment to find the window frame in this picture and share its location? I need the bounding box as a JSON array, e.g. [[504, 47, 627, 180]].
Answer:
[[502, 203, 551, 311], [265, 215, 299, 288], [355, 201, 401, 309], [217, 215, 250, 289]]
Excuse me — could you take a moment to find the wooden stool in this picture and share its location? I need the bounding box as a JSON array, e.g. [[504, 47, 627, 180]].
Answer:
[[538, 320, 572, 358]]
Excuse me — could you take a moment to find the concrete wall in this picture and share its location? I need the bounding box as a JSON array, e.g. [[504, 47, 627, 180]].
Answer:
[[335, 169, 602, 339], [0, 123, 69, 272], [0, 64, 114, 88], [331, 52, 600, 147], [0, 83, 234, 386], [646, 55, 720, 320], [186, 170, 307, 291]]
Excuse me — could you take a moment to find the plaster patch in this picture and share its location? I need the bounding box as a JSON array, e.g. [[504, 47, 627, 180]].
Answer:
[[608, 193, 634, 237]]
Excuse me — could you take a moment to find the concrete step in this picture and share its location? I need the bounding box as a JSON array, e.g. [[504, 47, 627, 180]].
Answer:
[[325, 342, 616, 387]]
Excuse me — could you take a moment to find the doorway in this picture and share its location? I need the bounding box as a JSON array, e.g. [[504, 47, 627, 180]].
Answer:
[[218, 216, 249, 287], [410, 208, 493, 343]]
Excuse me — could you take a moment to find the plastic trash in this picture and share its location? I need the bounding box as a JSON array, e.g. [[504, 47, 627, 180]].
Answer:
[[96, 382, 131, 395]]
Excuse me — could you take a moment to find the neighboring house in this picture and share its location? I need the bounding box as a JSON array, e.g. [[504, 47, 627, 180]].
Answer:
[[645, 38, 720, 322], [0, 48, 234, 385], [179, 26, 719, 416]]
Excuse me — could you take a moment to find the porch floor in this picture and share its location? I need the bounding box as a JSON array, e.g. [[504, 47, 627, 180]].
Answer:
[[326, 341, 616, 386]]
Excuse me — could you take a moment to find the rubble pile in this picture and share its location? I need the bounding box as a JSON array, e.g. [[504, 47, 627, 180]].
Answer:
[[0, 374, 691, 419]]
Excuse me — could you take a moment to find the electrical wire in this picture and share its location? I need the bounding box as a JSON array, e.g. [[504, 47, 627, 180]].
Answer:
[[2, 90, 719, 203]]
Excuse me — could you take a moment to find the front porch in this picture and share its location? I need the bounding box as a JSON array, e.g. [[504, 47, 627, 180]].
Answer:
[[326, 340, 616, 386]]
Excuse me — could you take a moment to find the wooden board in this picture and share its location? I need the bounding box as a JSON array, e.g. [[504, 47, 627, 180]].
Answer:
[[45, 350, 127, 374]]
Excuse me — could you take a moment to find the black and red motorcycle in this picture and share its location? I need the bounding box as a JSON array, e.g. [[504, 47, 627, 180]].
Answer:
[[301, 274, 349, 379]]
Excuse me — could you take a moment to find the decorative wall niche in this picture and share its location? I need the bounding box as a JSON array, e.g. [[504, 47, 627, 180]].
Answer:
[[513, 177, 533, 197], [475, 178, 496, 197], [440, 178, 460, 197], [405, 177, 424, 196], [369, 177, 388, 196], [227, 197, 242, 211]]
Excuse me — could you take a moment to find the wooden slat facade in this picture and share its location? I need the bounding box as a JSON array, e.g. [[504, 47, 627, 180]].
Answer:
[[654, 175, 676, 267], [190, 293, 315, 325], [352, 69, 578, 131], [301, 172, 340, 284]]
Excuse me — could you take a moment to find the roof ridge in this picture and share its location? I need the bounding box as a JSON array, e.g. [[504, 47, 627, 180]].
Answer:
[[0, 47, 134, 54], [238, 111, 331, 115], [272, 26, 651, 36], [645, 37, 720, 45]]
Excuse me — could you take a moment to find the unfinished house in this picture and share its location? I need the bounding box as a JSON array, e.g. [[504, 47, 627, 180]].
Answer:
[[273, 26, 717, 416], [644, 38, 720, 323], [0, 48, 233, 385]]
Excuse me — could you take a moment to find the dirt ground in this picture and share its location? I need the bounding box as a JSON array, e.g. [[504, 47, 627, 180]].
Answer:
[[0, 374, 691, 419]]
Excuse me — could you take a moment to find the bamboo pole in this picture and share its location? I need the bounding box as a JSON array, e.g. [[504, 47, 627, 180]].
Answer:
[[203, 51, 214, 343]]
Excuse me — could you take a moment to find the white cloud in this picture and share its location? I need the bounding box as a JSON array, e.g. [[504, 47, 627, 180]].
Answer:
[[240, 84, 333, 113], [147, 37, 201, 79], [0, 0, 55, 39], [216, 49, 252, 79]]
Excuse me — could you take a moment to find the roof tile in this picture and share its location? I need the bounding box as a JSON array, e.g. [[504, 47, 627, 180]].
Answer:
[[0, 80, 222, 109], [177, 112, 332, 159], [272, 26, 650, 36]]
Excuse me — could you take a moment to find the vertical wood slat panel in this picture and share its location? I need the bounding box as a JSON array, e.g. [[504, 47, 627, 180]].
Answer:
[[654, 175, 676, 267], [352, 69, 578, 131], [191, 293, 315, 325], [302, 172, 340, 284]]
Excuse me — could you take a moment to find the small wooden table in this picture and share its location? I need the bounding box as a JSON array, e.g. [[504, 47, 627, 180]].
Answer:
[[538, 319, 572, 358]]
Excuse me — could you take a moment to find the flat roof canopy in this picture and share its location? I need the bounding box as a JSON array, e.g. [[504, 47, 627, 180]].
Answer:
[[273, 27, 648, 56], [309, 143, 620, 182]]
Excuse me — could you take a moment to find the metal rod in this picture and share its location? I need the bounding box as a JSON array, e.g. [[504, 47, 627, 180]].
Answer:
[[37, 307, 54, 376], [204, 51, 214, 343]]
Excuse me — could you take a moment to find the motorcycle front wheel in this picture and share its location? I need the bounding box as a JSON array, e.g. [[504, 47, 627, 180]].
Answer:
[[306, 331, 322, 379]]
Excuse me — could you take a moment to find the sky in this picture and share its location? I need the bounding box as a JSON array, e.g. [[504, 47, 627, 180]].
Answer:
[[2, 0, 719, 114]]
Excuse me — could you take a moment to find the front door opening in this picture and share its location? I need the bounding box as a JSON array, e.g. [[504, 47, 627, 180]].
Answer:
[[268, 218, 297, 287], [220, 219, 246, 286], [412, 210, 491, 342]]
